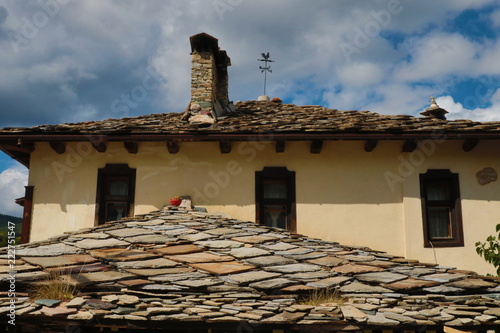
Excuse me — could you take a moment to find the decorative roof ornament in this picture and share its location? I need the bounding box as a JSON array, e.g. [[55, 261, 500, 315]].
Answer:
[[258, 52, 274, 97], [420, 96, 449, 120]]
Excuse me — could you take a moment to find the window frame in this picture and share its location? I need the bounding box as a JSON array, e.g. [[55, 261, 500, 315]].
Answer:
[[96, 164, 136, 225], [420, 169, 464, 248], [255, 167, 296, 232]]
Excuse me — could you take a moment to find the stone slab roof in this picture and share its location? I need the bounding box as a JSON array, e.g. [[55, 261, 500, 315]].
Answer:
[[1, 208, 500, 331], [2, 101, 500, 138]]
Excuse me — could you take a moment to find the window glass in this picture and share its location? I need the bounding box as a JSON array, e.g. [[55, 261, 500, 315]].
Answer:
[[263, 180, 287, 199], [428, 207, 451, 238], [426, 180, 450, 201], [108, 180, 129, 196]]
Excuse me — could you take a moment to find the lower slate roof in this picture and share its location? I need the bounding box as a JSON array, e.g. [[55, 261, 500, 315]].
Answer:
[[2, 207, 500, 331]]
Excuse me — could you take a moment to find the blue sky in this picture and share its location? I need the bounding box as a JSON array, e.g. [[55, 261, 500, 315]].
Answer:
[[0, 0, 500, 216]]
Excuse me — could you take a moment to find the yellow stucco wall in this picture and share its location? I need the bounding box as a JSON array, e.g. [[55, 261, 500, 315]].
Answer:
[[27, 139, 500, 274]]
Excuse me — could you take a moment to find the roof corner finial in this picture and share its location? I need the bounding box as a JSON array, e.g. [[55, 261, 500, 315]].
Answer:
[[429, 96, 438, 109], [420, 96, 448, 120]]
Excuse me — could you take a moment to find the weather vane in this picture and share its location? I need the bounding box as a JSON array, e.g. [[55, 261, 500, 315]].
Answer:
[[258, 52, 275, 96]]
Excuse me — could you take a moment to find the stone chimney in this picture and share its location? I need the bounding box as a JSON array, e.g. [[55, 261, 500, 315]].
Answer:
[[187, 33, 231, 123]]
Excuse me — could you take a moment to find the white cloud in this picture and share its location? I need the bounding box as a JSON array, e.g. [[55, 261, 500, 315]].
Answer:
[[0, 165, 28, 216], [337, 62, 384, 88], [431, 94, 500, 122], [396, 33, 477, 81]]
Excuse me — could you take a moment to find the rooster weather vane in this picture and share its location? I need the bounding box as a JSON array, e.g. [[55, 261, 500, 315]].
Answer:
[[258, 52, 275, 96]]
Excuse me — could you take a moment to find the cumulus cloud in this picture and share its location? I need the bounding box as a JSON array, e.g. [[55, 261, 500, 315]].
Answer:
[[435, 93, 500, 122], [0, 165, 28, 217]]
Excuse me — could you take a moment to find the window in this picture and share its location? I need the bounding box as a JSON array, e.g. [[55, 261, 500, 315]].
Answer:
[[256, 167, 296, 231], [96, 164, 136, 224], [420, 169, 464, 247]]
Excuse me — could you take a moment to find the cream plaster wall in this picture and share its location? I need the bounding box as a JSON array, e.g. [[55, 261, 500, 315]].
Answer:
[[27, 139, 500, 274]]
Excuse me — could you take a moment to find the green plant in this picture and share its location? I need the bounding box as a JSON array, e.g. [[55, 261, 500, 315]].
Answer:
[[475, 224, 500, 276], [170, 196, 182, 200], [299, 288, 346, 306]]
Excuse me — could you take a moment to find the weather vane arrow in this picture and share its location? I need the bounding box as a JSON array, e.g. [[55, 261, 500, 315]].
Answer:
[[258, 52, 275, 96]]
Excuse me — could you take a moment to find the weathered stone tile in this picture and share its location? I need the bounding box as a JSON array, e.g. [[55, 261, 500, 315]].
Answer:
[[220, 271, 282, 285], [355, 271, 407, 284], [121, 268, 187, 276], [46, 263, 113, 274], [340, 282, 393, 293], [307, 256, 345, 267], [74, 238, 130, 250], [283, 252, 327, 260], [192, 261, 255, 275], [205, 228, 241, 236], [362, 260, 398, 268], [15, 244, 82, 257], [117, 295, 140, 305], [124, 234, 173, 244], [333, 263, 385, 274], [448, 278, 497, 289], [276, 247, 314, 256], [0, 263, 38, 273], [229, 247, 270, 259], [265, 263, 322, 273], [245, 255, 296, 267], [0, 270, 50, 282], [262, 311, 306, 323], [366, 313, 399, 326], [205, 315, 243, 322], [420, 273, 467, 283], [384, 278, 440, 291], [285, 271, 332, 280], [231, 235, 278, 244], [21, 254, 98, 268], [341, 305, 368, 322], [117, 279, 150, 288], [196, 240, 244, 249], [67, 311, 94, 320], [281, 284, 316, 292], [35, 299, 61, 307], [174, 279, 222, 288], [423, 285, 465, 293], [165, 252, 233, 263], [260, 242, 298, 251], [61, 271, 136, 286], [84, 299, 117, 310], [153, 227, 197, 236], [178, 232, 214, 242], [66, 297, 87, 308], [113, 258, 178, 269], [147, 307, 183, 315], [90, 248, 158, 262], [306, 276, 352, 288], [339, 254, 376, 262], [249, 278, 295, 290], [383, 312, 417, 325], [68, 232, 110, 239], [105, 227, 156, 238], [153, 244, 202, 255], [40, 306, 77, 317], [150, 271, 208, 282]]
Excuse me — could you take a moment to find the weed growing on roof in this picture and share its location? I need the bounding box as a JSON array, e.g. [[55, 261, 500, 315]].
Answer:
[[29, 269, 80, 301], [299, 287, 346, 306]]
